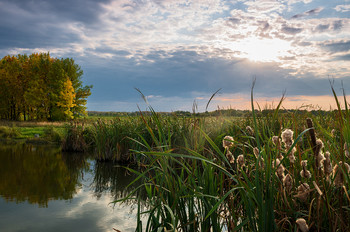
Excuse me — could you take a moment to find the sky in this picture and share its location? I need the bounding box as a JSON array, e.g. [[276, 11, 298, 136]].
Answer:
[[1, 0, 350, 112]]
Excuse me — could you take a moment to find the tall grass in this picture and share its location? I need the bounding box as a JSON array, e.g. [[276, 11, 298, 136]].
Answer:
[[115, 84, 350, 231]]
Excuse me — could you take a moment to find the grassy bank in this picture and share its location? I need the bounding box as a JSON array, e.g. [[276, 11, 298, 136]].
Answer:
[[0, 121, 65, 143]]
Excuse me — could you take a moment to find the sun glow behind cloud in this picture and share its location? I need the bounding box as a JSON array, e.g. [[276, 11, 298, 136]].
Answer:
[[235, 37, 293, 62]]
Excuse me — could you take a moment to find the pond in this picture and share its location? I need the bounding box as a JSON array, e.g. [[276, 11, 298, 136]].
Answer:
[[0, 142, 140, 232]]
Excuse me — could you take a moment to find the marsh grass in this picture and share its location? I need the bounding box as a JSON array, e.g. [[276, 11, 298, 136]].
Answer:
[[113, 84, 350, 232]]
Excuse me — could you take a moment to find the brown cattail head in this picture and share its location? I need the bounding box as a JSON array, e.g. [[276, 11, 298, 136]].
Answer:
[[253, 147, 259, 157], [253, 147, 264, 168], [288, 147, 297, 164], [322, 151, 332, 176], [226, 150, 235, 164], [223, 135, 234, 148], [237, 154, 245, 168], [344, 143, 350, 159], [283, 174, 293, 192], [296, 183, 310, 202], [333, 162, 350, 187], [272, 135, 282, 151], [314, 139, 324, 169], [275, 158, 285, 181], [306, 118, 316, 151], [272, 136, 279, 146], [331, 129, 336, 137], [300, 160, 311, 179], [281, 129, 294, 148], [316, 152, 325, 170], [296, 218, 309, 232], [246, 126, 254, 136]]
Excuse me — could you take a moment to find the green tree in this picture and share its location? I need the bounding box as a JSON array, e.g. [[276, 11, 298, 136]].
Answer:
[[0, 53, 92, 121]]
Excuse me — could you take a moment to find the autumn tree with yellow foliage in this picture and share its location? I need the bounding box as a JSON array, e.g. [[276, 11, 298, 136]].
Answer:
[[0, 52, 92, 121]]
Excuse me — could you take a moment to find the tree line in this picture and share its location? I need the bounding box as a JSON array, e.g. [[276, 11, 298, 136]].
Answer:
[[0, 52, 92, 121]]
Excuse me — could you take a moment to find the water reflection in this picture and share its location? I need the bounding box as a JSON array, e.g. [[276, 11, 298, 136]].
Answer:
[[92, 161, 139, 201], [0, 143, 90, 207], [0, 142, 141, 231]]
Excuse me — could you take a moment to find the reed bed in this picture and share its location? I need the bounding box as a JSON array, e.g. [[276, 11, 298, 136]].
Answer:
[[114, 85, 350, 231]]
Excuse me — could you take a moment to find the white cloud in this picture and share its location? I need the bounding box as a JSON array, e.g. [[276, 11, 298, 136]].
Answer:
[[334, 4, 350, 12]]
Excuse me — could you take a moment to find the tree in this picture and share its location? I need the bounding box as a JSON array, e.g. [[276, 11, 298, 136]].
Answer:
[[0, 52, 92, 121]]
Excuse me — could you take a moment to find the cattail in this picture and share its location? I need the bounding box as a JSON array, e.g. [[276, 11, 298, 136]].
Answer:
[[253, 147, 264, 168], [288, 147, 296, 164], [316, 152, 325, 170], [344, 143, 350, 159], [281, 129, 294, 148], [237, 154, 245, 167], [322, 151, 332, 176], [296, 183, 310, 202], [223, 135, 234, 148], [283, 174, 293, 192], [296, 218, 309, 232], [272, 135, 282, 152], [272, 136, 279, 146], [300, 160, 311, 179], [275, 158, 285, 181], [331, 129, 336, 137], [246, 126, 254, 136], [253, 147, 259, 157], [311, 138, 323, 170], [226, 150, 235, 164], [333, 162, 350, 187]]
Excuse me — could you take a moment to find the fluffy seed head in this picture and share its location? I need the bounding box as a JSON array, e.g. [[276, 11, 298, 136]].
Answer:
[[316, 139, 324, 149], [253, 147, 259, 157], [288, 147, 297, 164], [333, 162, 350, 187], [226, 150, 235, 164], [281, 129, 294, 147], [223, 136, 234, 148], [322, 151, 332, 176], [316, 152, 325, 170], [246, 126, 254, 136], [331, 129, 336, 137], [237, 154, 245, 167], [272, 136, 282, 150], [296, 183, 310, 202], [300, 160, 311, 179], [283, 174, 293, 192], [296, 218, 309, 232], [345, 143, 350, 159], [275, 158, 285, 181]]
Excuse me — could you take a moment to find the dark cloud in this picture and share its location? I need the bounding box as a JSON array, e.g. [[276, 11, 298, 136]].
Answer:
[[315, 24, 330, 33], [333, 54, 350, 61], [291, 7, 323, 19], [332, 20, 343, 31], [0, 0, 109, 49], [321, 40, 350, 53], [281, 25, 303, 35]]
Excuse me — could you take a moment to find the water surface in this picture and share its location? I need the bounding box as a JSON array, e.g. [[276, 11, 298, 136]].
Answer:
[[0, 142, 138, 232]]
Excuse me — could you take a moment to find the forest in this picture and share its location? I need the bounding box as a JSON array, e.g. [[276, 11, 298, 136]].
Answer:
[[0, 52, 92, 121]]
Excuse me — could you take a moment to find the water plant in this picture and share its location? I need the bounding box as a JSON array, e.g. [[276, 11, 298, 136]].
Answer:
[[114, 83, 350, 231]]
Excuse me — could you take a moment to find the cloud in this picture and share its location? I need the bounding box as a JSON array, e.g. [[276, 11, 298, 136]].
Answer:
[[291, 7, 323, 19], [281, 25, 303, 34], [321, 40, 350, 53], [1, 0, 350, 111], [334, 4, 350, 12], [333, 53, 350, 61]]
